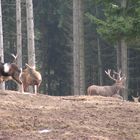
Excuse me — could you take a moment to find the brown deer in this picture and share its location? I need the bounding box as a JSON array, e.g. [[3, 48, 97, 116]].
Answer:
[[87, 69, 126, 97], [10, 54, 42, 94], [21, 63, 42, 94], [0, 54, 22, 85]]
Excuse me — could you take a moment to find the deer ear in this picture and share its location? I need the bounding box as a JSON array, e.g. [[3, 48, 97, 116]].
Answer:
[[25, 63, 32, 68], [25, 63, 35, 69]]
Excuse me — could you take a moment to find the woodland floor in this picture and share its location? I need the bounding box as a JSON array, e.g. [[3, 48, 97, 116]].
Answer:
[[0, 90, 140, 140]]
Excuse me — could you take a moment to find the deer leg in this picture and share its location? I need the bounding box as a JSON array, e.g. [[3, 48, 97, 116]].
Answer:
[[34, 85, 38, 94], [23, 85, 28, 92], [0, 77, 3, 83], [112, 94, 123, 100], [18, 83, 24, 93]]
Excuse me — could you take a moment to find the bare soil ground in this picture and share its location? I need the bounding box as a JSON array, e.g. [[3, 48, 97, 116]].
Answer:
[[0, 90, 140, 140]]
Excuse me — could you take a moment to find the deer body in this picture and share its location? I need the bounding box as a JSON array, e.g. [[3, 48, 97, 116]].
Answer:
[[87, 69, 126, 97], [87, 84, 122, 96], [10, 54, 42, 93], [0, 54, 42, 94], [21, 64, 42, 93], [0, 62, 22, 85]]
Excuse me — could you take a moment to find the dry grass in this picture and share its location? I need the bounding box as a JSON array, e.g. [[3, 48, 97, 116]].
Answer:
[[0, 90, 140, 140]]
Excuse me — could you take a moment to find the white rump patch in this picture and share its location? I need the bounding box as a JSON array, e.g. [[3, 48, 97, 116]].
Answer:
[[4, 63, 10, 73]]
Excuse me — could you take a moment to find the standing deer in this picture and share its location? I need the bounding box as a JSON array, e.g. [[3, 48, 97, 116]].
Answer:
[[21, 63, 42, 94], [0, 54, 22, 86], [11, 54, 42, 94], [87, 69, 126, 97]]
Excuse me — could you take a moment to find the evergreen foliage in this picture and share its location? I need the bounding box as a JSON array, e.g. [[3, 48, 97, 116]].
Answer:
[[86, 0, 140, 42]]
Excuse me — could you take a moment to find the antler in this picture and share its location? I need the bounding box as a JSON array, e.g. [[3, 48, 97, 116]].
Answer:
[[11, 53, 18, 63], [113, 70, 122, 80], [105, 69, 126, 83], [105, 69, 117, 81]]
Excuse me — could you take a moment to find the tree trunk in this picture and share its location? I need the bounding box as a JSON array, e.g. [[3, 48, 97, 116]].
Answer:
[[116, 41, 121, 71], [73, 0, 85, 95], [79, 0, 85, 95], [16, 0, 23, 92], [120, 0, 128, 100], [0, 0, 5, 89], [73, 0, 80, 95], [120, 39, 128, 100], [26, 0, 35, 68], [95, 3, 103, 86], [16, 0, 22, 68], [97, 38, 103, 85], [26, 0, 35, 92]]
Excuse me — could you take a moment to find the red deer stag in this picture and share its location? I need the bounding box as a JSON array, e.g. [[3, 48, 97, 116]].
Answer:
[[21, 63, 42, 94], [0, 54, 22, 85], [87, 69, 126, 97]]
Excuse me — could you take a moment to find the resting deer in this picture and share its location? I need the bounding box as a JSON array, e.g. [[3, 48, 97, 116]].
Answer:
[[87, 69, 126, 97]]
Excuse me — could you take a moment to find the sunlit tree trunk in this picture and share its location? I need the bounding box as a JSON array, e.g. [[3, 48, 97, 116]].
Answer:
[[120, 0, 128, 100], [26, 0, 35, 92], [0, 0, 5, 89], [73, 0, 85, 95], [16, 0, 23, 92], [73, 0, 80, 95], [120, 39, 128, 100], [26, 0, 35, 68], [16, 0, 22, 68]]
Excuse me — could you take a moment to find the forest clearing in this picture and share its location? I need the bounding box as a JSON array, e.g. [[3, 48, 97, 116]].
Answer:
[[0, 0, 140, 139], [0, 90, 140, 140]]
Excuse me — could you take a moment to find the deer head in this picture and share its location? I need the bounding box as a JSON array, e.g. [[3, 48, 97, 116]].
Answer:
[[105, 69, 126, 87]]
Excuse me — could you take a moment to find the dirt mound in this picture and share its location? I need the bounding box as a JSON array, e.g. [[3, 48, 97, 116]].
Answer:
[[0, 90, 140, 140]]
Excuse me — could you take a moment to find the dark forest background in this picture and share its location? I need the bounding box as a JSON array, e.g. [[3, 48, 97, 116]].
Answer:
[[1, 0, 140, 99]]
